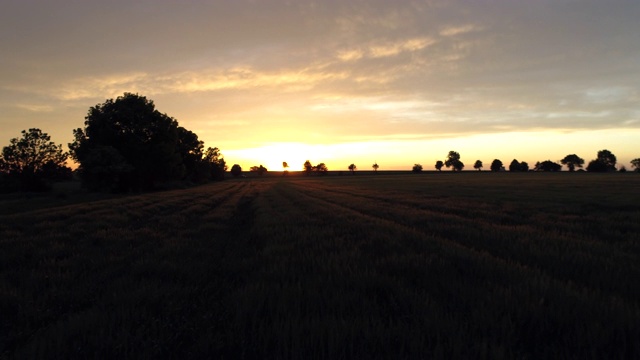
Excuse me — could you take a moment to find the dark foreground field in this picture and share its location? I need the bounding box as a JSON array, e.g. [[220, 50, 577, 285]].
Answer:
[[1, 173, 639, 359]]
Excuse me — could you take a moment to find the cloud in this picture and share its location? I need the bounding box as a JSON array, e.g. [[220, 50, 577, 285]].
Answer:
[[1, 0, 639, 160]]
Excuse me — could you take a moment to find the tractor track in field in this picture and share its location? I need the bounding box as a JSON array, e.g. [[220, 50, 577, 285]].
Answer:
[[277, 182, 639, 309], [0, 181, 259, 356]]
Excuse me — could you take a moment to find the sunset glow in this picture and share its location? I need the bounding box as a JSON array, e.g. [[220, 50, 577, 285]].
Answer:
[[1, 0, 639, 170]]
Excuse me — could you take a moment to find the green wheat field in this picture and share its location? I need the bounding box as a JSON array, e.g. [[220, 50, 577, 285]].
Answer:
[[1, 172, 639, 359]]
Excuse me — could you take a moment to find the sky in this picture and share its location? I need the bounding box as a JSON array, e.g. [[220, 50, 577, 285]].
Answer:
[[1, 0, 639, 171]]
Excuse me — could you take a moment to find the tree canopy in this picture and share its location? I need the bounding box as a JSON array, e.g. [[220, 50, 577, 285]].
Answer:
[[490, 159, 503, 172], [412, 164, 423, 173], [348, 164, 357, 174], [314, 163, 328, 174], [444, 151, 464, 171], [303, 160, 313, 175], [250, 165, 268, 176], [587, 149, 617, 172], [535, 160, 561, 172], [372, 162, 379, 172], [473, 160, 483, 171], [435, 160, 443, 171], [560, 154, 585, 172], [631, 158, 640, 172], [230, 164, 242, 177], [69, 93, 224, 191], [508, 159, 528, 172], [0, 128, 70, 191]]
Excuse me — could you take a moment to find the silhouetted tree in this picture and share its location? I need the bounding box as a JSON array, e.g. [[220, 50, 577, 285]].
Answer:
[[250, 165, 268, 176], [435, 160, 443, 171], [0, 128, 70, 191], [631, 158, 640, 172], [520, 161, 529, 172], [597, 150, 617, 170], [230, 164, 242, 177], [372, 162, 379, 172], [303, 160, 313, 175], [203, 147, 226, 180], [314, 163, 328, 175], [509, 159, 521, 172], [69, 93, 193, 191], [473, 160, 483, 171], [444, 151, 464, 171], [283, 161, 289, 176], [586, 149, 617, 172], [560, 154, 585, 172], [348, 163, 356, 174], [490, 159, 503, 172], [586, 160, 608, 172], [619, 166, 627, 173], [412, 164, 423, 173], [536, 160, 561, 172]]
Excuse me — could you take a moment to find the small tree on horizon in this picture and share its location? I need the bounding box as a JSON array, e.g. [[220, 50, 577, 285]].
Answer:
[[0, 128, 70, 191], [372, 162, 379, 172], [303, 160, 313, 175], [435, 160, 443, 171], [536, 160, 561, 172], [490, 159, 503, 172], [444, 151, 464, 171], [509, 159, 521, 172], [230, 164, 242, 177], [586, 150, 617, 172], [474, 160, 483, 171], [412, 164, 423, 173], [560, 154, 585, 172], [631, 158, 640, 172], [250, 165, 268, 176], [314, 162, 328, 175], [348, 163, 357, 174]]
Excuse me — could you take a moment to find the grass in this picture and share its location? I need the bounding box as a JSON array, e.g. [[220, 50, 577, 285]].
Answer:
[[1, 173, 639, 359]]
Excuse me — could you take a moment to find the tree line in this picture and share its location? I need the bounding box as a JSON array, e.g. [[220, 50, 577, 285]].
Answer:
[[1, 93, 226, 192], [2, 93, 639, 192], [408, 150, 638, 173]]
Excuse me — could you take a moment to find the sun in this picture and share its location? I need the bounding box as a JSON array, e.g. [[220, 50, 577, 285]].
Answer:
[[225, 142, 328, 172]]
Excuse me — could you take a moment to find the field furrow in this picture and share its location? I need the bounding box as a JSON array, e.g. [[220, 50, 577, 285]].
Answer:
[[1, 174, 639, 359], [289, 180, 640, 305]]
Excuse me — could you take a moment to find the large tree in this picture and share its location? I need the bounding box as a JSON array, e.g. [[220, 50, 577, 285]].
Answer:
[[0, 128, 70, 191], [176, 126, 205, 182], [560, 154, 585, 172], [631, 158, 640, 172], [70, 93, 209, 191], [444, 151, 464, 171]]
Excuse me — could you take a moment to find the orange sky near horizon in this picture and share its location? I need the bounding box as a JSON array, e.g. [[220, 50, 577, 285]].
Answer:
[[1, 1, 639, 171]]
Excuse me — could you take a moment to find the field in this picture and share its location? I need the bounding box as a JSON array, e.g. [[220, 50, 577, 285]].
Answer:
[[1, 173, 639, 359]]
